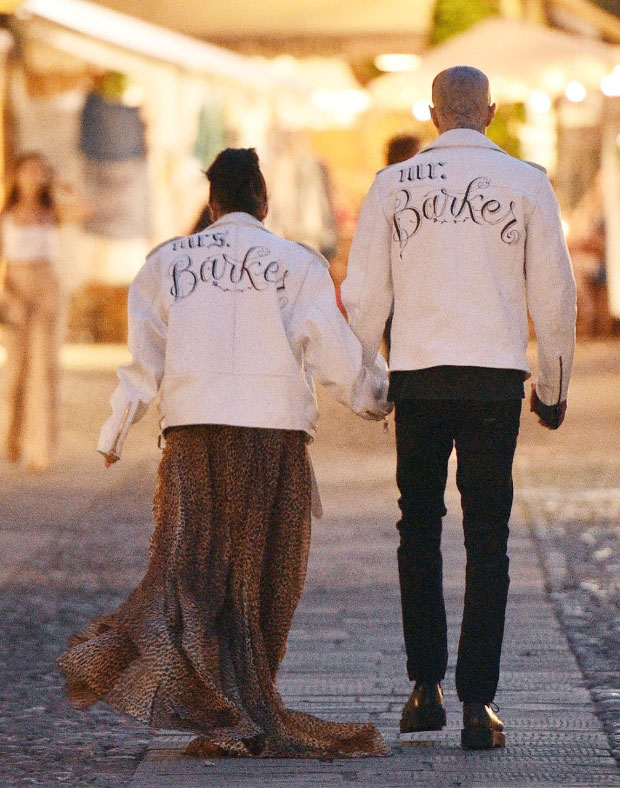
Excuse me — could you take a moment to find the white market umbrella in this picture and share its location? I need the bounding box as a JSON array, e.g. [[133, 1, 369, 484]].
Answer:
[[370, 17, 620, 108]]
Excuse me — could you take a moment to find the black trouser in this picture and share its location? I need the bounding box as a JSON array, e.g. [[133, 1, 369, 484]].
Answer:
[[395, 399, 521, 703]]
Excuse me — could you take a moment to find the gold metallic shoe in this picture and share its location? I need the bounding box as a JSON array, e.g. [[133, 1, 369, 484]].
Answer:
[[461, 702, 506, 749], [400, 682, 447, 733]]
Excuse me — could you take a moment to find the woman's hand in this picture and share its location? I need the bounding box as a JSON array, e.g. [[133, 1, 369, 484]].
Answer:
[[104, 452, 120, 468]]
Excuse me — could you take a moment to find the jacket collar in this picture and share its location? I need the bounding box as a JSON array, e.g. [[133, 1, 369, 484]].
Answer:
[[421, 128, 506, 155], [208, 211, 267, 231]]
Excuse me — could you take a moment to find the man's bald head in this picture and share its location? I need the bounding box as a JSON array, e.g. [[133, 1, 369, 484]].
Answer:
[[430, 66, 495, 134]]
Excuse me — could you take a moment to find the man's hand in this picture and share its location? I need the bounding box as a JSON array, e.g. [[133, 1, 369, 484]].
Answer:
[[530, 386, 566, 430], [103, 452, 120, 468], [357, 398, 394, 421], [358, 408, 388, 421]]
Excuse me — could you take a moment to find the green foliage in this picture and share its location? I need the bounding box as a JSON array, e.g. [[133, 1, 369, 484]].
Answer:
[[430, 0, 501, 46], [487, 102, 526, 158], [100, 72, 129, 102], [428, 0, 524, 158]]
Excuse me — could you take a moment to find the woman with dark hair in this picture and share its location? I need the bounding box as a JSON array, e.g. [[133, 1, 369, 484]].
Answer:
[[57, 148, 390, 759], [1, 153, 64, 471], [188, 202, 212, 234]]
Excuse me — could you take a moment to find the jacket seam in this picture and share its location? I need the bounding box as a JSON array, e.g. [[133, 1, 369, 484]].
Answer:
[[232, 223, 238, 373], [373, 174, 392, 222], [525, 169, 548, 227], [138, 252, 165, 326], [351, 180, 383, 327], [287, 255, 316, 318]]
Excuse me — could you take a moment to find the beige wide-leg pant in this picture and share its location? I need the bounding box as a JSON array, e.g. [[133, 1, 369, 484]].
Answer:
[[3, 262, 63, 470]]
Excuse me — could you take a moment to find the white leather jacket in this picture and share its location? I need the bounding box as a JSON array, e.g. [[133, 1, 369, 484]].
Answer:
[[98, 212, 389, 457], [342, 129, 577, 406]]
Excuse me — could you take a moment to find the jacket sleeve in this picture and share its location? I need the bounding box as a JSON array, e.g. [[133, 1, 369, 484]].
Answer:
[[97, 254, 167, 457], [289, 260, 391, 419], [341, 175, 394, 365], [525, 174, 577, 405]]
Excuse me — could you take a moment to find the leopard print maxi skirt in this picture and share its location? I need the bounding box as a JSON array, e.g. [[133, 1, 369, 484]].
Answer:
[[57, 425, 386, 758]]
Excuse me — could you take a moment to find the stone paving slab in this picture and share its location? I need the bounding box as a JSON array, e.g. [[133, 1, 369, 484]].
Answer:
[[513, 340, 620, 766], [0, 371, 156, 788], [130, 752, 620, 788]]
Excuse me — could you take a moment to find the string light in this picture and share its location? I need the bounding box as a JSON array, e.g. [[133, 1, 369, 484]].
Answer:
[[528, 91, 551, 113], [601, 70, 620, 97], [375, 54, 421, 73], [412, 100, 431, 121], [565, 81, 586, 103]]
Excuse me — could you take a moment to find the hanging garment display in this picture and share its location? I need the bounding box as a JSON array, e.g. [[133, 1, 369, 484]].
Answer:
[[192, 101, 227, 170], [80, 89, 151, 240], [80, 91, 147, 162], [82, 157, 152, 240]]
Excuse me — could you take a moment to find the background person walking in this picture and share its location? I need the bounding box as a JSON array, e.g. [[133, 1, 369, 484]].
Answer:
[[1, 153, 67, 472], [342, 66, 577, 749]]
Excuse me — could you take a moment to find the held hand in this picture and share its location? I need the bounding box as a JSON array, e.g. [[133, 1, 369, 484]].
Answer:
[[104, 452, 120, 468], [530, 386, 567, 430], [357, 409, 386, 421], [358, 402, 394, 421]]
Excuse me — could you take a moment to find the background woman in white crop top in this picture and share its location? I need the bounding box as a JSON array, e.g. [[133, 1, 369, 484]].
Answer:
[[1, 152, 68, 471]]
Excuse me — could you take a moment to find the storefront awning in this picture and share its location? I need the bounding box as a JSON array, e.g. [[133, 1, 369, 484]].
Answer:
[[84, 0, 434, 41], [370, 17, 620, 108], [22, 0, 307, 92]]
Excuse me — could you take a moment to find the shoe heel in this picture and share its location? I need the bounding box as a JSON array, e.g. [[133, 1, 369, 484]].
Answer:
[[461, 728, 506, 750], [421, 706, 447, 730], [401, 705, 447, 733]]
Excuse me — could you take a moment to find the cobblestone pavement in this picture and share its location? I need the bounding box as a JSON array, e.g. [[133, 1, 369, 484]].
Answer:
[[515, 340, 620, 768], [0, 370, 157, 787], [1, 341, 620, 787]]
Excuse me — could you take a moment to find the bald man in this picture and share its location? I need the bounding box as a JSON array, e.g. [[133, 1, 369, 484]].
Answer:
[[343, 67, 576, 749]]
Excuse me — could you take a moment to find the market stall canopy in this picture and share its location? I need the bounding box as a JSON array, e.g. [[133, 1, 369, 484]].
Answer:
[[370, 17, 620, 108], [81, 0, 435, 57], [20, 0, 372, 131], [21, 0, 310, 92], [259, 55, 370, 126]]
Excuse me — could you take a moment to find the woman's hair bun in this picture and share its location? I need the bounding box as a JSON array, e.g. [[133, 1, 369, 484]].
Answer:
[[209, 148, 258, 177], [206, 148, 267, 220]]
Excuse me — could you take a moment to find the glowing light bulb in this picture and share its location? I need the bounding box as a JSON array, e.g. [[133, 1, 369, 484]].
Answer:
[[601, 72, 620, 97], [565, 81, 586, 103], [528, 91, 551, 113], [375, 54, 421, 73], [412, 100, 431, 121]]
